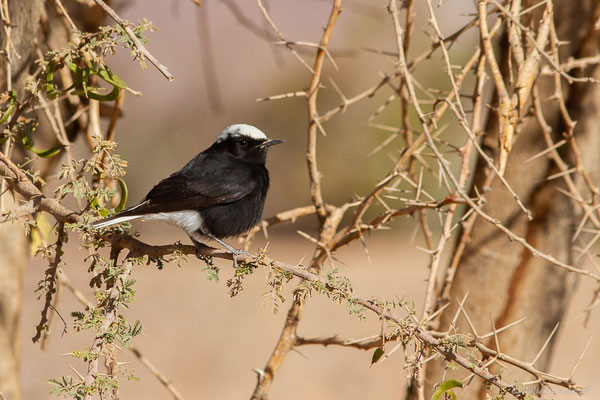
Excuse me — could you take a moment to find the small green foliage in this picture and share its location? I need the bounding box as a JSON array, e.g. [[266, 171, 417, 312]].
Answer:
[[440, 334, 471, 354], [52, 373, 120, 399], [294, 267, 372, 321], [115, 178, 128, 212], [59, 256, 142, 397], [226, 259, 258, 297], [71, 348, 99, 363], [39, 25, 140, 102], [12, 120, 64, 159], [431, 379, 463, 400], [114, 317, 143, 348], [94, 375, 120, 396], [485, 369, 506, 392], [85, 254, 114, 288], [115, 18, 157, 68], [262, 263, 293, 314], [309, 268, 355, 305], [90, 135, 128, 177], [48, 376, 85, 399], [346, 298, 366, 321], [370, 347, 385, 366], [493, 385, 508, 399], [466, 346, 479, 361], [326, 268, 353, 300], [72, 308, 103, 332], [199, 255, 220, 281], [324, 269, 368, 320], [507, 381, 533, 400], [0, 89, 16, 124], [50, 136, 127, 227]]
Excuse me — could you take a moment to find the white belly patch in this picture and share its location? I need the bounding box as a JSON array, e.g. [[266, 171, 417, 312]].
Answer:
[[143, 210, 204, 235]]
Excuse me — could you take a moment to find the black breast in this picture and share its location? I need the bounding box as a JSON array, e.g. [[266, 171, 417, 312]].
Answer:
[[199, 164, 269, 238]]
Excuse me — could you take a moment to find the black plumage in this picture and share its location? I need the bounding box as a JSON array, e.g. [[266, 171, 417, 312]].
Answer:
[[92, 124, 282, 266]]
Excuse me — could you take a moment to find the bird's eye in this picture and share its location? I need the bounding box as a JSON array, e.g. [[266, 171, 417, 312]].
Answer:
[[240, 139, 248, 147]]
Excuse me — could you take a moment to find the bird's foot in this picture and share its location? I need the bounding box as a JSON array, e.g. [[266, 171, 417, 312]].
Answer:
[[195, 235, 252, 269], [231, 252, 240, 269], [205, 234, 251, 269], [229, 247, 252, 269], [191, 240, 211, 259]]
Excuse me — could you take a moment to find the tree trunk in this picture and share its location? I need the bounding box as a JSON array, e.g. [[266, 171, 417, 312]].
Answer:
[[0, 1, 43, 399], [0, 223, 27, 400], [416, 1, 600, 399]]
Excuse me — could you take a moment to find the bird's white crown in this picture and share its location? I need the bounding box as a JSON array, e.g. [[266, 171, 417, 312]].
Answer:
[[217, 124, 267, 142]]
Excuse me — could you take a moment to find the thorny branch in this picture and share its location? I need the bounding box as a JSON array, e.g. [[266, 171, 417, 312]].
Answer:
[[92, 0, 174, 81], [305, 0, 342, 227], [32, 222, 66, 343]]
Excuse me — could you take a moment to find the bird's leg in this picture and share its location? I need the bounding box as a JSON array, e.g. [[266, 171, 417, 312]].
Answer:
[[188, 235, 211, 259], [205, 232, 250, 269]]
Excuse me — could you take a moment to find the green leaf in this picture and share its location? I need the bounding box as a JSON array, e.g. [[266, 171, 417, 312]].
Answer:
[[370, 347, 384, 366], [66, 62, 79, 74], [81, 67, 91, 98], [45, 62, 83, 99], [21, 123, 64, 158], [89, 197, 110, 217], [45, 61, 59, 99], [63, 67, 83, 93], [0, 90, 16, 124], [36, 145, 65, 158], [74, 61, 127, 101], [91, 63, 127, 89], [86, 85, 120, 101], [115, 178, 128, 212], [22, 135, 64, 158], [23, 121, 35, 145], [431, 379, 463, 400]]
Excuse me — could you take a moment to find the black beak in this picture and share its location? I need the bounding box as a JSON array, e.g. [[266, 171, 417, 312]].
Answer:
[[262, 139, 284, 148]]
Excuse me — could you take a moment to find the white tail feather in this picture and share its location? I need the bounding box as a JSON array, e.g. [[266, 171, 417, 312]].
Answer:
[[92, 215, 142, 229]]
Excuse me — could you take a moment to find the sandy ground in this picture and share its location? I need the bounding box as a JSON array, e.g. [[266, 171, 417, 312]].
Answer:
[[19, 225, 599, 399]]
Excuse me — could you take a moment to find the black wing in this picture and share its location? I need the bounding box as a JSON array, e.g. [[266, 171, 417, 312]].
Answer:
[[122, 152, 256, 215]]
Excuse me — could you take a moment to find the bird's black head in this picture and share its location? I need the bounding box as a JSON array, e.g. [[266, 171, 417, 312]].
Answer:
[[209, 124, 283, 164]]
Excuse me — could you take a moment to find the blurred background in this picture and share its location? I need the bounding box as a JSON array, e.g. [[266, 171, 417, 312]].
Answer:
[[19, 1, 598, 398]]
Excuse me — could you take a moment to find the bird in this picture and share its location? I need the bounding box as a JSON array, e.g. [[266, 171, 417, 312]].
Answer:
[[92, 124, 283, 267]]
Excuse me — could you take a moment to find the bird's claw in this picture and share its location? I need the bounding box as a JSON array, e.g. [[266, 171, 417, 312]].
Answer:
[[192, 241, 210, 259], [230, 248, 252, 269], [191, 234, 252, 269]]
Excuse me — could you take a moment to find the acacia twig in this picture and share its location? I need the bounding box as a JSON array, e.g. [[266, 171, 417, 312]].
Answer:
[[304, 0, 342, 227], [32, 223, 66, 343], [82, 254, 131, 400], [92, 0, 174, 81]]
